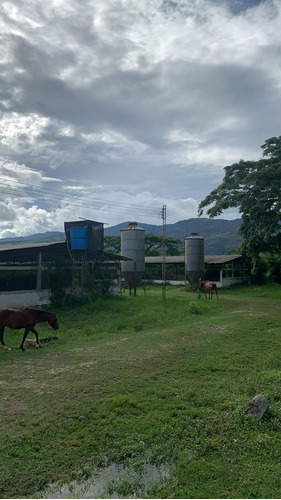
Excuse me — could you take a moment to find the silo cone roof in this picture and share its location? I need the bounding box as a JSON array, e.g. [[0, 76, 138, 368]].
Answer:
[[185, 232, 204, 239], [121, 222, 145, 231]]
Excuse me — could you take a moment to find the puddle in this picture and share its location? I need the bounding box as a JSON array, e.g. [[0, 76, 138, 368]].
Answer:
[[37, 462, 170, 499]]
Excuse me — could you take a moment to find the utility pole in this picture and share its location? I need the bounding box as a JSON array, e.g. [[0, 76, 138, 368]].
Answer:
[[161, 205, 166, 300]]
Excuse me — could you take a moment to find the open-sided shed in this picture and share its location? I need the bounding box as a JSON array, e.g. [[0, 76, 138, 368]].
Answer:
[[0, 241, 126, 307], [145, 254, 248, 287]]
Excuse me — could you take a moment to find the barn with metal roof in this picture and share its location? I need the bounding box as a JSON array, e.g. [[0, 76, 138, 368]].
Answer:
[[0, 240, 127, 307], [145, 254, 248, 287]]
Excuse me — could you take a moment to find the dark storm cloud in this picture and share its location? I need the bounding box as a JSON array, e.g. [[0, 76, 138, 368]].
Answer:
[[11, 56, 278, 155], [0, 0, 281, 235], [222, 0, 267, 14]]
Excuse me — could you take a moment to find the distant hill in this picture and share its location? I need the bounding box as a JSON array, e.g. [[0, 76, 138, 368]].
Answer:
[[0, 231, 65, 245], [0, 219, 243, 254], [105, 218, 243, 254]]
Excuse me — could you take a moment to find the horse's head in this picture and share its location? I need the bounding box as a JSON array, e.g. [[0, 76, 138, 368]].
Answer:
[[48, 313, 59, 331]]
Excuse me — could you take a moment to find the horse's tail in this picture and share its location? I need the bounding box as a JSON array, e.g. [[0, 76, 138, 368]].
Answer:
[[212, 283, 218, 298]]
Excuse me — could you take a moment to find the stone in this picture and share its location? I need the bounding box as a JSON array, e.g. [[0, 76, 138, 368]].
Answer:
[[243, 394, 269, 420]]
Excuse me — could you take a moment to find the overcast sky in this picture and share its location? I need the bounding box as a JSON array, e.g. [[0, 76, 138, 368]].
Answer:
[[0, 0, 280, 237]]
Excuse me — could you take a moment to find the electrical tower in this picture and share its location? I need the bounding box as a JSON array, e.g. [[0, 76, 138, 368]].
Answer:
[[161, 205, 166, 299]]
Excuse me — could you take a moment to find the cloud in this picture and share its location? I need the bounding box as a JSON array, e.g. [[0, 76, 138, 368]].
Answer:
[[0, 0, 280, 236], [0, 202, 17, 222]]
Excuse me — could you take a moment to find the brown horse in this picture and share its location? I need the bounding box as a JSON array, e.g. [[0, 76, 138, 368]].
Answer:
[[0, 308, 59, 351], [199, 280, 218, 299]]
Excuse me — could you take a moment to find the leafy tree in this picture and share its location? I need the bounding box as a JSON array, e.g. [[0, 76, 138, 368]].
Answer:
[[104, 233, 182, 256], [226, 246, 242, 255], [104, 236, 121, 254], [145, 233, 182, 256], [198, 136, 281, 282], [258, 251, 281, 284], [165, 236, 183, 256]]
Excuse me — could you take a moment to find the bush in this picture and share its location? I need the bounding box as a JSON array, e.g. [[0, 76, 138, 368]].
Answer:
[[188, 300, 201, 315]]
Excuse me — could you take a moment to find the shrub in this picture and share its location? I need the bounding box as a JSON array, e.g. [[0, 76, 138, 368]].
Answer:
[[188, 300, 201, 315]]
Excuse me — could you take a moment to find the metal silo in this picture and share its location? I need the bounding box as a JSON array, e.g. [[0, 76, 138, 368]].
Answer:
[[121, 222, 145, 292], [185, 233, 205, 285]]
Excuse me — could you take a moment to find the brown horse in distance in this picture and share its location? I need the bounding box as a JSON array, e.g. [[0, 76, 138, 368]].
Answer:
[[0, 308, 59, 351], [199, 280, 218, 299]]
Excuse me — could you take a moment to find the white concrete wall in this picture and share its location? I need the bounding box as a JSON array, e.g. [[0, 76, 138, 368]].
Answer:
[[151, 278, 246, 288], [0, 290, 50, 308], [221, 277, 246, 287], [151, 280, 186, 286]]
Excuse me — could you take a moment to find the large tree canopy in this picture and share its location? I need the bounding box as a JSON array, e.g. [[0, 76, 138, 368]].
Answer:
[[198, 136, 281, 270], [144, 233, 182, 256], [104, 234, 181, 256]]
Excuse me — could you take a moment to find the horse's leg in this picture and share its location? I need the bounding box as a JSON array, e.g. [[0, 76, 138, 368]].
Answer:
[[20, 328, 30, 351], [30, 327, 40, 348], [0, 326, 10, 350], [0, 326, 5, 347]]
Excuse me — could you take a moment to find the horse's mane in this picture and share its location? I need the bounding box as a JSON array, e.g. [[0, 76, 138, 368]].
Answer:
[[24, 308, 54, 316]]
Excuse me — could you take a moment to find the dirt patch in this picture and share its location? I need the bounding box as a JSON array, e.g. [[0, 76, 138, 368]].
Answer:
[[194, 324, 227, 333], [0, 396, 27, 415], [39, 462, 170, 499], [105, 337, 129, 346]]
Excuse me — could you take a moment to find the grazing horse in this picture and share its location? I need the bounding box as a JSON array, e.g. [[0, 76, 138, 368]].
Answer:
[[0, 308, 59, 351], [199, 280, 218, 299]]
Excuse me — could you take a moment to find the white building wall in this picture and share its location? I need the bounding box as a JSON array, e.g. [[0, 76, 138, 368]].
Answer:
[[221, 277, 246, 287], [0, 290, 50, 308]]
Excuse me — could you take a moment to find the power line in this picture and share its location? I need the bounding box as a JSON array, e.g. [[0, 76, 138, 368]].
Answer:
[[0, 178, 184, 224], [0, 178, 161, 217], [0, 188, 161, 221], [2, 179, 186, 222], [0, 187, 182, 225], [0, 184, 169, 223]]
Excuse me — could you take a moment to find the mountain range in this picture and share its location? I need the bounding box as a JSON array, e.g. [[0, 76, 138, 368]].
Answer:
[[0, 218, 243, 254], [106, 218, 243, 254]]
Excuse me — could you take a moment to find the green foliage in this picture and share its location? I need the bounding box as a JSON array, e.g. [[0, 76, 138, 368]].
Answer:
[[48, 257, 116, 305], [188, 300, 201, 315], [198, 136, 281, 282], [104, 233, 182, 256], [227, 246, 242, 255], [257, 252, 281, 284], [48, 258, 70, 305], [104, 235, 121, 254], [145, 233, 182, 256], [90, 262, 116, 297]]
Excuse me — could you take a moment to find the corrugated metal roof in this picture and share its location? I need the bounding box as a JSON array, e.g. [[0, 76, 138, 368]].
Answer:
[[0, 241, 242, 265], [0, 241, 130, 262], [0, 241, 69, 263], [145, 255, 242, 264], [204, 254, 242, 264], [0, 241, 65, 252], [145, 256, 185, 264]]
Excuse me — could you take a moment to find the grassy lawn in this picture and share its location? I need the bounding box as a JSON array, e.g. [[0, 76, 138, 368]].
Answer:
[[1, 284, 281, 498]]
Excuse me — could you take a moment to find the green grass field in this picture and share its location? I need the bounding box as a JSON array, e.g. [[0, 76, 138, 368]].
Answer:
[[1, 284, 281, 498]]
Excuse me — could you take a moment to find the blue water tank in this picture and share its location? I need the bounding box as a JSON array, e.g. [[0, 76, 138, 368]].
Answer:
[[69, 227, 87, 250]]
